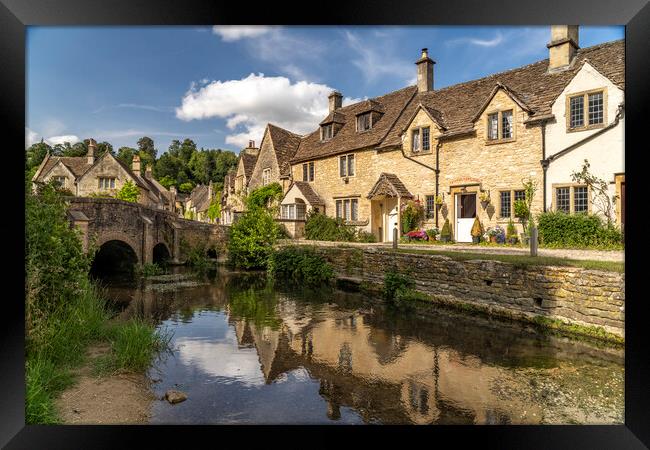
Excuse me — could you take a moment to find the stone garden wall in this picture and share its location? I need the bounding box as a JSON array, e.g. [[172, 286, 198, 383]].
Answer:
[[308, 246, 625, 337]]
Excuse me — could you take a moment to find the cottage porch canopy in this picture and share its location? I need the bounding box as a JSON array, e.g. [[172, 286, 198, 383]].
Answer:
[[367, 173, 414, 199]]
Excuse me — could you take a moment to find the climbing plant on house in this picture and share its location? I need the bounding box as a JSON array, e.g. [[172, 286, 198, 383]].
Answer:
[[571, 159, 616, 226]]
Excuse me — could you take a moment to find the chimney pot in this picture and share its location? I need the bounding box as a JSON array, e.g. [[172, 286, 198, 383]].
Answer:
[[328, 91, 343, 113], [132, 154, 141, 176], [415, 48, 435, 93]]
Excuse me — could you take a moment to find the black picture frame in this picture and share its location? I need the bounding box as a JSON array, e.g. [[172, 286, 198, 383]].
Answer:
[[2, 0, 648, 447]]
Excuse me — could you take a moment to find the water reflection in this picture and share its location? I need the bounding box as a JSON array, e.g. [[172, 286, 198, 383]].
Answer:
[[104, 268, 624, 425]]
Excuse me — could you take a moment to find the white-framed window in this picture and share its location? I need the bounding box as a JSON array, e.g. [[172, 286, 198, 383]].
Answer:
[[281, 203, 307, 220], [568, 90, 605, 130], [302, 162, 314, 182], [335, 198, 359, 221], [487, 110, 514, 141], [98, 177, 116, 190], [339, 154, 355, 177], [321, 124, 333, 141], [357, 112, 372, 132], [52, 176, 67, 188], [262, 168, 271, 186]]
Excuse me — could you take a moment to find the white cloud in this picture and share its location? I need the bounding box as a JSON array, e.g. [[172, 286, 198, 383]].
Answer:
[[447, 32, 504, 48], [176, 73, 360, 148], [212, 26, 278, 42], [92, 103, 174, 114], [25, 128, 39, 148], [343, 30, 414, 85], [46, 135, 81, 146]]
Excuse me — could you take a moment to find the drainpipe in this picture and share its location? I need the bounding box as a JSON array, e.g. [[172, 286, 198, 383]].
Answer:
[[435, 141, 441, 228], [398, 141, 440, 226], [541, 122, 547, 213]]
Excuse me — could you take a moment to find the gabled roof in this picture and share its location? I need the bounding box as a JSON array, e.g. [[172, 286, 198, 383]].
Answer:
[[291, 86, 418, 164], [367, 173, 413, 199], [189, 184, 211, 212], [266, 123, 302, 176], [291, 181, 325, 205], [36, 155, 92, 181], [399, 103, 447, 135], [470, 82, 533, 123], [381, 39, 624, 148], [240, 152, 258, 180]]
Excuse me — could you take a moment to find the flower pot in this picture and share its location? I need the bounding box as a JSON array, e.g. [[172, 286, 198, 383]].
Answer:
[[472, 236, 480, 244]]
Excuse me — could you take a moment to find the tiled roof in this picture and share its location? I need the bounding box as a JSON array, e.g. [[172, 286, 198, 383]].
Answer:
[[381, 40, 624, 147], [38, 156, 92, 180], [367, 173, 413, 199], [240, 152, 258, 180], [292, 181, 325, 205], [189, 184, 211, 212], [267, 124, 302, 176], [291, 86, 418, 164]]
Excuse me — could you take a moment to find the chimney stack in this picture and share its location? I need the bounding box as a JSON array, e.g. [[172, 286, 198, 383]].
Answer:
[[248, 140, 255, 148], [415, 48, 435, 93], [547, 25, 580, 71], [132, 154, 141, 176], [87, 138, 97, 165], [145, 164, 153, 178], [328, 91, 343, 113]]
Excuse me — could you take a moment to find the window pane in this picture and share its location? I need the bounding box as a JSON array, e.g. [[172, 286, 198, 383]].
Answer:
[[351, 199, 358, 221], [110, 178, 115, 188], [425, 195, 435, 219], [348, 154, 355, 176], [336, 200, 342, 218], [281, 205, 287, 219], [514, 190, 526, 202], [289, 204, 295, 219], [588, 92, 603, 125], [422, 127, 430, 151], [556, 187, 570, 212], [570, 96, 584, 128], [303, 164, 308, 181], [296, 203, 306, 220], [344, 199, 350, 220], [500, 191, 511, 218], [358, 113, 371, 131], [309, 162, 314, 181], [412, 129, 420, 151], [501, 110, 513, 139], [488, 113, 498, 140], [574, 186, 588, 213], [339, 156, 346, 177]]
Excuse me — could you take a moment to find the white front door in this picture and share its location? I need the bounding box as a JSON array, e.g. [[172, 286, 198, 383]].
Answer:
[[385, 198, 399, 242], [455, 193, 477, 243]]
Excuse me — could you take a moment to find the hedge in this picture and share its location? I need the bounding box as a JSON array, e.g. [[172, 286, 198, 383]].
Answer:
[[537, 211, 622, 248]]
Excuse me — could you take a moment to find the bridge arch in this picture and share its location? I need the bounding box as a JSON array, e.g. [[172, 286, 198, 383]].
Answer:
[[152, 241, 171, 265], [90, 239, 139, 277]]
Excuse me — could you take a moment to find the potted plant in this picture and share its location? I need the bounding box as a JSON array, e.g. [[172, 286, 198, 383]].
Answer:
[[494, 225, 506, 244], [440, 219, 452, 243], [426, 227, 439, 241], [506, 219, 519, 245], [405, 229, 428, 241], [479, 191, 491, 208], [470, 217, 483, 244]]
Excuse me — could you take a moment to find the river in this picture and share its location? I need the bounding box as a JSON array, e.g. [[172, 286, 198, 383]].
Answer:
[[102, 266, 624, 425]]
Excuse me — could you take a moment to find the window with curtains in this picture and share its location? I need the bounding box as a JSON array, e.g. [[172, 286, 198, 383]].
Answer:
[[339, 154, 355, 177], [487, 110, 514, 142], [302, 162, 314, 182], [411, 127, 430, 153], [335, 198, 358, 221], [568, 89, 605, 131], [412, 129, 420, 152]]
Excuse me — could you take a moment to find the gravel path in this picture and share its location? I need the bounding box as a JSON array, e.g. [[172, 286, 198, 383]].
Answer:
[[285, 240, 624, 262]]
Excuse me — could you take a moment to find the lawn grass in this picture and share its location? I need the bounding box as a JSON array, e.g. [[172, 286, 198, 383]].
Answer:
[[390, 248, 624, 272]]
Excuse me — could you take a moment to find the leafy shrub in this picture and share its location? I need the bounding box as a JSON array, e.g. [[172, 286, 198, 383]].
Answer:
[[382, 270, 422, 310], [136, 263, 164, 277], [304, 211, 356, 242], [356, 230, 377, 243], [245, 182, 283, 210], [471, 217, 483, 238], [267, 246, 334, 286], [115, 180, 139, 203], [537, 211, 623, 248], [401, 200, 424, 233], [426, 228, 439, 240], [228, 207, 282, 269]]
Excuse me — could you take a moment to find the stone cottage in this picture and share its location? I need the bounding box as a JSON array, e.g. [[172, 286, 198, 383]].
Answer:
[[273, 25, 624, 242], [221, 140, 259, 225], [32, 138, 176, 211], [184, 182, 217, 222]]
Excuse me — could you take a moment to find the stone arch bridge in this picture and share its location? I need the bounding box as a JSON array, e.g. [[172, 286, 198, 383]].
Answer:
[[66, 197, 228, 265]]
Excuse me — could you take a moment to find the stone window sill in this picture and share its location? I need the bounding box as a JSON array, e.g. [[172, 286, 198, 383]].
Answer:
[[485, 138, 516, 145]]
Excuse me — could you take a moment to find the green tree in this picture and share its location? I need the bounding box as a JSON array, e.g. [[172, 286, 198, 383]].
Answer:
[[188, 151, 210, 185], [116, 147, 137, 167], [207, 195, 221, 222], [26, 141, 52, 171], [154, 152, 183, 180], [115, 180, 140, 203], [179, 181, 195, 193], [137, 136, 157, 161], [228, 207, 282, 269]]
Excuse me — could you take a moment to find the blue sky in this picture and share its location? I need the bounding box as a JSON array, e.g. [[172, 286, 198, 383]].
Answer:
[[26, 25, 624, 154]]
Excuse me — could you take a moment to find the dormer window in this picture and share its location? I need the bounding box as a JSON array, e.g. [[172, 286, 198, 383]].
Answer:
[[411, 127, 430, 153], [486, 109, 514, 143], [567, 89, 605, 131], [357, 112, 372, 132], [321, 124, 333, 141]]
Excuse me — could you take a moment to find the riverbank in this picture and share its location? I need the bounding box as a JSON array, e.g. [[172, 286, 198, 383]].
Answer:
[[283, 244, 625, 344]]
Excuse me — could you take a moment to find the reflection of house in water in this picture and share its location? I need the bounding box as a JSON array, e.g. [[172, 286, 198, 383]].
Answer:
[[226, 302, 544, 424]]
